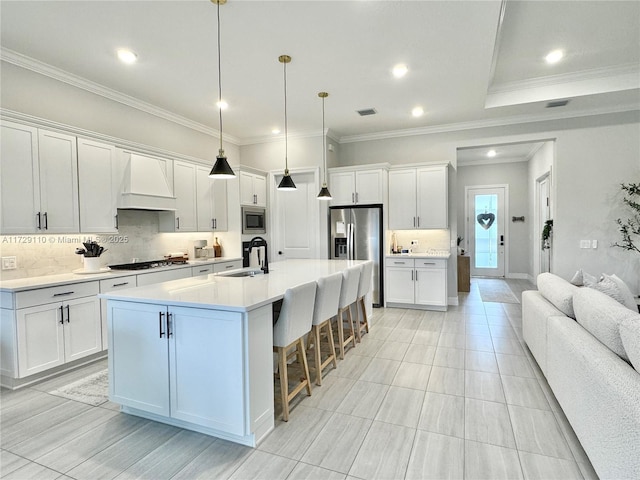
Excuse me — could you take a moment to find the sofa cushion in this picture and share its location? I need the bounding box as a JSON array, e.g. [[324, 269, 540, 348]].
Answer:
[[573, 287, 640, 361], [604, 274, 637, 311], [620, 319, 640, 373], [537, 272, 580, 319], [570, 268, 597, 287]]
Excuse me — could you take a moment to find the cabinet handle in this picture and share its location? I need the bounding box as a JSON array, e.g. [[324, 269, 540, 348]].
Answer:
[[356, 192, 359, 203], [415, 270, 418, 281], [423, 262, 436, 266], [37, 212, 42, 230], [214, 218, 217, 229], [43, 212, 48, 230], [115, 214, 119, 229], [176, 217, 180, 230], [225, 264, 234, 269], [199, 269, 209, 273], [254, 194, 257, 205], [352, 193, 355, 203], [411, 270, 414, 281], [212, 219, 215, 229], [112, 282, 129, 287], [417, 217, 420, 227], [167, 313, 173, 337], [159, 312, 165, 338], [66, 304, 70, 323], [53, 291, 74, 297], [59, 305, 64, 325], [393, 261, 405, 265], [413, 217, 416, 227]]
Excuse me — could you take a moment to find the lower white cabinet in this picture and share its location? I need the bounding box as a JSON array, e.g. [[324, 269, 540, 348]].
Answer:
[[109, 301, 245, 434], [99, 275, 137, 350], [16, 296, 100, 377], [386, 257, 447, 310]]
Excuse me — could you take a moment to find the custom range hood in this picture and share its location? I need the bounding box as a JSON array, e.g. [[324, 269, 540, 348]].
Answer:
[[118, 152, 177, 211]]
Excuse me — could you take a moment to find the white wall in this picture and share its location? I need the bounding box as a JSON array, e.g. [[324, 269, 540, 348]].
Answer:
[[528, 141, 554, 280], [457, 161, 530, 277]]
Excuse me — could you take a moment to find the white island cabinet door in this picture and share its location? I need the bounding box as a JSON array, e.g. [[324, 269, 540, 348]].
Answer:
[[64, 297, 102, 362], [169, 306, 245, 434], [108, 301, 170, 416]]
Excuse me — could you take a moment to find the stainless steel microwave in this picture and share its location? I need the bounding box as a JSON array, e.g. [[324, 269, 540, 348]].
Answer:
[[242, 207, 266, 234]]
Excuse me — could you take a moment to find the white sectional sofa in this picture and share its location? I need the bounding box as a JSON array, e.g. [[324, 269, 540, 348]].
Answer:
[[522, 273, 640, 480]]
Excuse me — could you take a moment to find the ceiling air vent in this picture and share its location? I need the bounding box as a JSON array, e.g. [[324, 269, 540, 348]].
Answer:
[[546, 100, 570, 108], [357, 108, 377, 116]]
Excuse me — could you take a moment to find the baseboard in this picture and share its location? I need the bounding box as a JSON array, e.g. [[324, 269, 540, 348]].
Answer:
[[506, 273, 531, 280], [448, 296, 459, 306]]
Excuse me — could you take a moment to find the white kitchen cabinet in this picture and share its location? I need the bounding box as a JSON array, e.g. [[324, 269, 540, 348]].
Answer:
[[77, 138, 118, 233], [192, 264, 214, 276], [388, 165, 448, 230], [240, 171, 267, 207], [99, 275, 137, 350], [108, 301, 245, 434], [172, 161, 198, 232], [196, 166, 228, 232], [385, 257, 447, 310], [328, 168, 386, 206], [0, 122, 79, 234], [16, 294, 100, 377], [213, 259, 243, 273]]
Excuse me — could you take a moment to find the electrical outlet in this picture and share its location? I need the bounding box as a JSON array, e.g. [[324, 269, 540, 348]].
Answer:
[[411, 240, 419, 246], [579, 240, 591, 249], [2, 256, 17, 270], [592, 240, 598, 249]]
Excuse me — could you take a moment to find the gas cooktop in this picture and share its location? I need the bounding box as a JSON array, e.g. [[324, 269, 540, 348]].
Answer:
[[108, 259, 187, 270]]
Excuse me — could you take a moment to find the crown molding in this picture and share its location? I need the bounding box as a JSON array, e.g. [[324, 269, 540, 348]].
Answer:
[[239, 128, 323, 146], [458, 156, 529, 167], [338, 103, 640, 144], [0, 47, 240, 145]]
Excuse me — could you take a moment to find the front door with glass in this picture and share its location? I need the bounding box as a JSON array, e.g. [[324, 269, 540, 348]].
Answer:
[[467, 186, 506, 277]]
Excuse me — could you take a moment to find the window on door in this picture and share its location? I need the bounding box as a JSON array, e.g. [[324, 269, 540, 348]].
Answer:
[[474, 194, 498, 269]]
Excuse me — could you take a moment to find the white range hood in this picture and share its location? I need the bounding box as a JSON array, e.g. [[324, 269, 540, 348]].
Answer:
[[118, 152, 177, 211]]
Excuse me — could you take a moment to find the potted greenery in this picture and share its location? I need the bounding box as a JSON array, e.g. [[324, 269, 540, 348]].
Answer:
[[457, 236, 464, 255], [613, 182, 640, 254], [542, 219, 553, 250]]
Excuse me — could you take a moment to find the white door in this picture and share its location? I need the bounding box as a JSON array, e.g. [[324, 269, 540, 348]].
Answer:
[[173, 161, 197, 231], [385, 266, 415, 304], [416, 166, 448, 229], [63, 297, 102, 362], [273, 171, 318, 259], [329, 171, 356, 206], [538, 175, 551, 274], [388, 169, 417, 230], [169, 306, 245, 434], [415, 267, 447, 307], [355, 170, 383, 204], [108, 301, 170, 416], [467, 186, 506, 277], [16, 303, 65, 377]]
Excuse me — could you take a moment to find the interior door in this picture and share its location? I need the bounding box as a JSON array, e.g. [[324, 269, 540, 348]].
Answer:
[[273, 171, 318, 259], [467, 186, 506, 277], [538, 175, 551, 274]]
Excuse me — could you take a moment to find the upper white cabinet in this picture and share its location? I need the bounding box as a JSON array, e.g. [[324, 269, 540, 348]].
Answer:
[[0, 122, 79, 234], [173, 161, 198, 232], [240, 171, 267, 207], [388, 165, 448, 230], [77, 138, 118, 233], [328, 167, 386, 206], [196, 166, 228, 232]]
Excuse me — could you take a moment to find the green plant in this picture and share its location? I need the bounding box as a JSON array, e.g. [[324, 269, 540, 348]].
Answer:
[[457, 236, 463, 246], [613, 182, 640, 254], [542, 219, 553, 250]]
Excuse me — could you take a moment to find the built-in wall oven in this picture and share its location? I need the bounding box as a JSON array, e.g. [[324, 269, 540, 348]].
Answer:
[[242, 206, 266, 234]]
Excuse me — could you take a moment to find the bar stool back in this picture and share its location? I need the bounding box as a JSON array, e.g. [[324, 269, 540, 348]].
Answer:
[[335, 264, 362, 359], [273, 280, 317, 421], [309, 273, 342, 385], [355, 260, 374, 342]]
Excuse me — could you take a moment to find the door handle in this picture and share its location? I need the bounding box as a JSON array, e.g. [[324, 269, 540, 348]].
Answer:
[[176, 217, 180, 230], [159, 312, 165, 338], [500, 234, 504, 246], [66, 304, 70, 323], [59, 305, 64, 325]]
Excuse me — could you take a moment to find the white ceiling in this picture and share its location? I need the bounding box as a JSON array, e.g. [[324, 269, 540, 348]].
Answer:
[[1, 0, 638, 146]]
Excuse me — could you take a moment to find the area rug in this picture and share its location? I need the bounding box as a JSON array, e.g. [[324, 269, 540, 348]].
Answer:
[[476, 278, 520, 304], [49, 369, 109, 406]]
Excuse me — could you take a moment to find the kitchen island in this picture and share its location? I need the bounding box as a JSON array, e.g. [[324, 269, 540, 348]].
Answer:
[[100, 259, 365, 447]]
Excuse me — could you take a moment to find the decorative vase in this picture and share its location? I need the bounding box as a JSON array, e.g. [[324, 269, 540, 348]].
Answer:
[[83, 256, 101, 272]]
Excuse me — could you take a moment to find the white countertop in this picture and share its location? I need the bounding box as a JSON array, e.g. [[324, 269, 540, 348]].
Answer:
[[386, 251, 451, 259], [0, 257, 242, 292], [100, 259, 365, 313]]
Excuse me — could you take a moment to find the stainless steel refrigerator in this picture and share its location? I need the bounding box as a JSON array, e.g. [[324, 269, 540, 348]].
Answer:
[[329, 205, 383, 307]]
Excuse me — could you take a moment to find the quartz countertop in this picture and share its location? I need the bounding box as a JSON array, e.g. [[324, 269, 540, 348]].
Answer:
[[0, 257, 242, 292], [100, 259, 365, 313], [386, 251, 451, 259]]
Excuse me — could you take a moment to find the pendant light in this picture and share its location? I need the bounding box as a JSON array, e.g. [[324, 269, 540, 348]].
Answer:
[[277, 54, 296, 191], [317, 92, 332, 200], [208, 0, 235, 179]]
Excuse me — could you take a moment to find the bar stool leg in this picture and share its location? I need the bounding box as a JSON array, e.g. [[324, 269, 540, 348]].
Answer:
[[345, 305, 356, 349], [313, 325, 322, 386], [276, 346, 290, 422], [336, 310, 345, 359], [356, 296, 369, 343], [298, 338, 312, 396]]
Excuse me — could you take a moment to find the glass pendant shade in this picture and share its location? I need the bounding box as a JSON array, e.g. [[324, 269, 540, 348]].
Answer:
[[277, 170, 297, 191], [208, 150, 235, 178]]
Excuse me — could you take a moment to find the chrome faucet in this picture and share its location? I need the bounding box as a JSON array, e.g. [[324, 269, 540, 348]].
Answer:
[[248, 236, 269, 274]]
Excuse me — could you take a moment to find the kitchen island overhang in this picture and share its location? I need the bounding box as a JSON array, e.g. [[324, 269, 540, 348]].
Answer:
[[100, 259, 367, 447]]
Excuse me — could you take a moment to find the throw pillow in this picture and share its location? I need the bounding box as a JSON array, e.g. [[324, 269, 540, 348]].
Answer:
[[605, 274, 638, 311], [619, 318, 640, 373], [570, 268, 598, 287], [537, 272, 580, 318]]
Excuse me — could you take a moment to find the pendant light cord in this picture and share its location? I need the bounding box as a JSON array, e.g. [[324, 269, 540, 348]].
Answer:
[[283, 60, 288, 172], [322, 95, 326, 184], [217, 1, 223, 153]]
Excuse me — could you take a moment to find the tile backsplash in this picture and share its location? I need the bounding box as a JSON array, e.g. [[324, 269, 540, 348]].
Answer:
[[0, 210, 237, 280], [386, 229, 451, 254]]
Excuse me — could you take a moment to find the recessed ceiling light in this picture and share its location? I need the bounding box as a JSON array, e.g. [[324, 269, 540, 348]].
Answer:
[[272, 128, 281, 134], [411, 106, 424, 117], [117, 49, 137, 64], [487, 149, 497, 158], [392, 64, 408, 78], [216, 100, 228, 110], [545, 49, 564, 64]]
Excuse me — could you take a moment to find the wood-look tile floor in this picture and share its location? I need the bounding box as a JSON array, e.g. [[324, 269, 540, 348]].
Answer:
[[1, 279, 599, 480]]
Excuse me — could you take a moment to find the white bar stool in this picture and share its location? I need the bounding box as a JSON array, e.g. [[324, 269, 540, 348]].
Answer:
[[308, 272, 342, 386], [355, 260, 374, 342], [335, 264, 362, 360], [273, 281, 317, 422]]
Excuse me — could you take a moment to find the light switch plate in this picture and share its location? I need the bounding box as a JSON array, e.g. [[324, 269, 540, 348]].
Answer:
[[579, 240, 591, 249], [2, 256, 17, 270], [592, 240, 598, 249]]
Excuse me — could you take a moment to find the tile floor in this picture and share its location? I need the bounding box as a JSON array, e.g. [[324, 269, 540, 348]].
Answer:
[[1, 279, 600, 480]]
